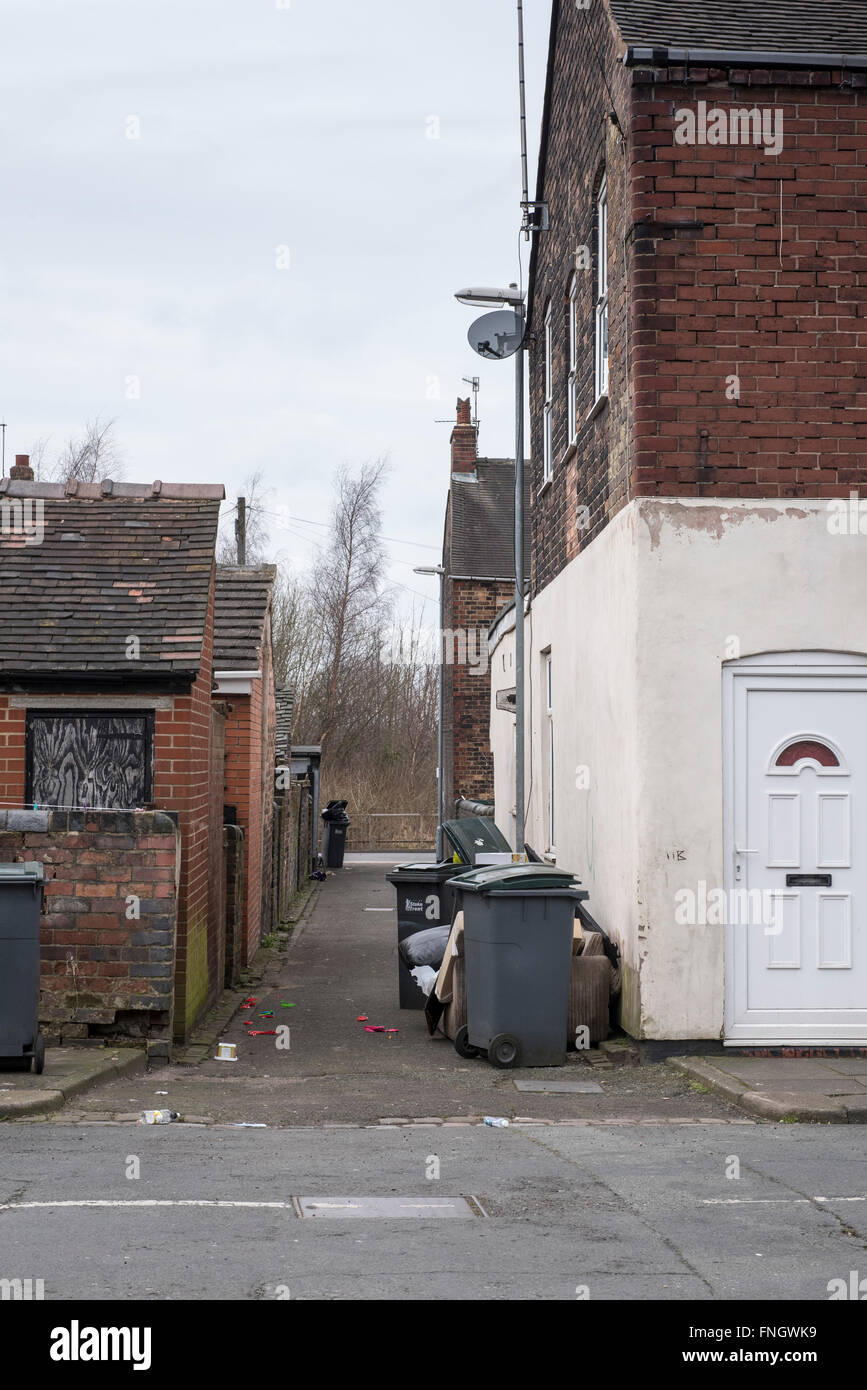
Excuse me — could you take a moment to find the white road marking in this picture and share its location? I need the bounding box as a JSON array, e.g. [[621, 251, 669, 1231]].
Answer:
[[364, 907, 393, 911], [703, 1196, 866, 1206], [0, 1200, 295, 1211]]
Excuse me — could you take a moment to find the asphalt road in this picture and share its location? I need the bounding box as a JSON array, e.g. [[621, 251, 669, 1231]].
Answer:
[[1, 1122, 865, 1300]]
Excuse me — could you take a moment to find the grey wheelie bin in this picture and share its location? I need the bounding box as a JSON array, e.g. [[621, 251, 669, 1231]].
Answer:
[[447, 863, 587, 1069], [386, 862, 464, 1009], [0, 862, 46, 1074]]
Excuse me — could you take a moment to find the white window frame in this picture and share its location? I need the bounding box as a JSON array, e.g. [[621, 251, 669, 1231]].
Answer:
[[545, 653, 555, 851], [594, 176, 609, 401], [568, 273, 578, 444], [543, 300, 553, 482]]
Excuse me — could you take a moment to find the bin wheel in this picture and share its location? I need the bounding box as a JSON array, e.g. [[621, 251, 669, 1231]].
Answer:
[[488, 1033, 521, 1069], [33, 1035, 45, 1076], [454, 1026, 480, 1060]]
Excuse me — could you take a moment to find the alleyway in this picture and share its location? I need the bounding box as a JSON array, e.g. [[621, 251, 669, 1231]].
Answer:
[[44, 864, 741, 1127]]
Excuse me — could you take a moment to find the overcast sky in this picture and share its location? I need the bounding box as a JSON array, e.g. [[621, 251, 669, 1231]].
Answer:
[[1, 0, 550, 618]]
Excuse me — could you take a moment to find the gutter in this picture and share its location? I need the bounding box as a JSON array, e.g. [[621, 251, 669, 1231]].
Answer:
[[624, 46, 867, 71]]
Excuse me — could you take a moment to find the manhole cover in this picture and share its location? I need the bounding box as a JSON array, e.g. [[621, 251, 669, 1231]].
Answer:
[[295, 1196, 477, 1219], [513, 1080, 603, 1094]]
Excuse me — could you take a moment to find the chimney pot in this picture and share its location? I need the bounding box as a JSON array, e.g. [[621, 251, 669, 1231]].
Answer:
[[10, 454, 34, 481]]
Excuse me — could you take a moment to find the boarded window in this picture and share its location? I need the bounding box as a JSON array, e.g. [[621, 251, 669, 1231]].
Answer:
[[26, 712, 153, 810]]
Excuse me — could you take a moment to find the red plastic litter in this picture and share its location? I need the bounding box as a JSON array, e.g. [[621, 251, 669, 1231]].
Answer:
[[364, 1025, 385, 1033], [240, 997, 258, 1009], [356, 1015, 368, 1022], [386, 1029, 399, 1034], [248, 1029, 277, 1037]]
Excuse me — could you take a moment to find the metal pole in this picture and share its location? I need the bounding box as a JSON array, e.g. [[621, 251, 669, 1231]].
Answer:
[[514, 305, 525, 853], [436, 567, 445, 861]]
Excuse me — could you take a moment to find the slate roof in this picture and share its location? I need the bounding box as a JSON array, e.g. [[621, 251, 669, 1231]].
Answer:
[[445, 459, 531, 580], [213, 565, 276, 670], [0, 481, 223, 683], [609, 0, 867, 55]]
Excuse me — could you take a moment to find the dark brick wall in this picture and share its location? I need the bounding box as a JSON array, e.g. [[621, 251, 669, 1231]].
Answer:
[[529, 0, 632, 593], [0, 808, 180, 1056], [443, 578, 514, 811], [528, 4, 867, 595]]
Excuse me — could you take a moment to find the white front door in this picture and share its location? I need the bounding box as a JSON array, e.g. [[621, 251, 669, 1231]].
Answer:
[[724, 655, 867, 1044]]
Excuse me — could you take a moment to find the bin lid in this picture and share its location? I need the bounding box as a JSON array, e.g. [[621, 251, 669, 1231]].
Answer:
[[0, 861, 45, 884], [441, 817, 512, 864], [386, 861, 475, 885], [446, 862, 581, 894]]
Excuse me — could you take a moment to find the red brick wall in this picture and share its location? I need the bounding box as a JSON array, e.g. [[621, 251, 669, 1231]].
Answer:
[[151, 568, 216, 1037], [221, 624, 275, 965], [443, 578, 513, 810], [528, 5, 867, 592], [0, 808, 179, 1057], [629, 62, 867, 503]]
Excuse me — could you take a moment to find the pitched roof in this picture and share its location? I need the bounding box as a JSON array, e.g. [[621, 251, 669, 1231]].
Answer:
[[213, 565, 276, 670], [445, 459, 530, 580], [609, 0, 867, 55], [0, 481, 223, 683]]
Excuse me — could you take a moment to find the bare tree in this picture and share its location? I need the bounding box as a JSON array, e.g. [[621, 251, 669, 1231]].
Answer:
[[49, 417, 125, 484], [308, 459, 391, 754]]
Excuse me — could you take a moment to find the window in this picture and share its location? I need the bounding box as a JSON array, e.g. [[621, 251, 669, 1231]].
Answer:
[[543, 300, 553, 482], [594, 176, 609, 400], [567, 273, 578, 443], [545, 653, 555, 850], [26, 711, 153, 809]]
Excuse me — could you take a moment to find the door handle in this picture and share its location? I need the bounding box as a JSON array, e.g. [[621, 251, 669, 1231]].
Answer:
[[735, 846, 758, 855]]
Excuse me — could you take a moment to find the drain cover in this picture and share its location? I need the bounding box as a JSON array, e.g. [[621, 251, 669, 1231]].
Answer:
[[295, 1197, 476, 1219], [513, 1080, 603, 1094]]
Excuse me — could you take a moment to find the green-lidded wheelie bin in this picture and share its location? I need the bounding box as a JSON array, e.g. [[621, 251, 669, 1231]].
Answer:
[[447, 863, 588, 1069], [0, 862, 46, 1074], [385, 862, 466, 1009], [441, 816, 512, 866]]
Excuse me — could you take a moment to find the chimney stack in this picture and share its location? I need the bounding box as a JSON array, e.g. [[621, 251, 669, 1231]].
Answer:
[[10, 454, 34, 481], [450, 398, 477, 474]]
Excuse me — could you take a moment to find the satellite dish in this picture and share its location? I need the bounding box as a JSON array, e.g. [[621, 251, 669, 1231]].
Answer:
[[468, 309, 524, 361]]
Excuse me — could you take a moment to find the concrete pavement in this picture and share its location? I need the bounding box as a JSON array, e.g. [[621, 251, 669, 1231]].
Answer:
[[671, 1054, 867, 1124]]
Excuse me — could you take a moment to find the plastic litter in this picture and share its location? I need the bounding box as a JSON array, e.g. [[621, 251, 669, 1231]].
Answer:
[[356, 1015, 368, 1022], [259, 1011, 274, 1018], [231, 1123, 267, 1128], [280, 1002, 295, 1008], [240, 997, 258, 1010], [364, 1025, 385, 1033], [140, 1110, 181, 1125], [483, 1116, 510, 1128], [154, 1091, 169, 1096], [248, 1029, 277, 1036]]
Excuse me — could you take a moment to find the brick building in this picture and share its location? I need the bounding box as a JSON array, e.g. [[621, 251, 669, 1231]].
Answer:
[[213, 564, 277, 970], [440, 399, 528, 819], [489, 1, 867, 1043], [0, 462, 226, 1039]]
